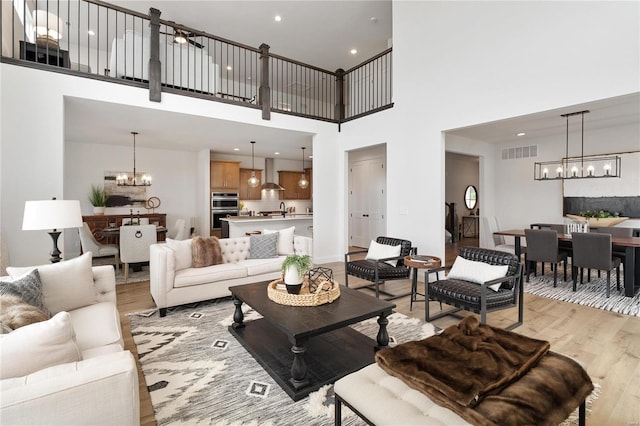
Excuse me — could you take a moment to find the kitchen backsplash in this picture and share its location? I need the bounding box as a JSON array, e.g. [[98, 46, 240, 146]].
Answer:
[[241, 195, 312, 215]]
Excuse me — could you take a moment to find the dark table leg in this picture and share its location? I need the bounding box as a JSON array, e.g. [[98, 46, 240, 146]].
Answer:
[[514, 236, 521, 259], [410, 267, 418, 311], [623, 246, 638, 297], [289, 340, 310, 390], [376, 311, 391, 350], [232, 298, 244, 329]]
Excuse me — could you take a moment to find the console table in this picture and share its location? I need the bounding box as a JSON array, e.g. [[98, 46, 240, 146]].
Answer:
[[462, 215, 479, 238], [20, 41, 70, 68], [83, 213, 166, 244]]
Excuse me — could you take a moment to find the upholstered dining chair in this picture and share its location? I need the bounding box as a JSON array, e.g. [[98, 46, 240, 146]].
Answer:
[[596, 227, 633, 272], [78, 222, 120, 270], [571, 232, 621, 298], [167, 218, 187, 240], [344, 236, 416, 300], [481, 216, 526, 260], [119, 224, 157, 282], [524, 229, 569, 287]]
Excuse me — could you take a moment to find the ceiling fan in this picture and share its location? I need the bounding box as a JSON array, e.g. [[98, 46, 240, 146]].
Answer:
[[160, 27, 204, 49]]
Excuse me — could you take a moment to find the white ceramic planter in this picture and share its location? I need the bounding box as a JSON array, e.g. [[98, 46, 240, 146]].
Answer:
[[93, 206, 106, 215], [283, 266, 303, 285]]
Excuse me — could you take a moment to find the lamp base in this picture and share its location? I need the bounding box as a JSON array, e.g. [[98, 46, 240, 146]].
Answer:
[[48, 230, 62, 263]]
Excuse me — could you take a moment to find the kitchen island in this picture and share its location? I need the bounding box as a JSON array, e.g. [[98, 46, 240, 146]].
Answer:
[[221, 215, 313, 238]]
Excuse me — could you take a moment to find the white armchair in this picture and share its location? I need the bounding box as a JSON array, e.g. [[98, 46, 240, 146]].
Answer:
[[78, 222, 119, 270], [120, 225, 157, 282], [167, 218, 187, 240]]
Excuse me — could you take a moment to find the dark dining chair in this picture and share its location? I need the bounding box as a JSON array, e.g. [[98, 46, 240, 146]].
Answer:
[[571, 232, 621, 298], [596, 226, 633, 267], [524, 229, 568, 287]]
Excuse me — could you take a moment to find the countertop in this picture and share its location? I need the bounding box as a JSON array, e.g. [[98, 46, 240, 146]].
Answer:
[[221, 215, 313, 223]]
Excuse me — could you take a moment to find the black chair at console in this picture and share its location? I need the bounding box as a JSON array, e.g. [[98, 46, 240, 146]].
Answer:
[[344, 236, 416, 300], [425, 247, 523, 330]]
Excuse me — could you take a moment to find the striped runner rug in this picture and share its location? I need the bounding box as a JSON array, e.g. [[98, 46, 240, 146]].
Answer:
[[524, 269, 640, 316], [129, 298, 598, 425]]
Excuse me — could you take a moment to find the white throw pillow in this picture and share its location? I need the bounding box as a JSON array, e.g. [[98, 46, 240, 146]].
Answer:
[[365, 240, 402, 267], [263, 226, 295, 255], [447, 256, 509, 291], [7, 252, 96, 314], [166, 238, 193, 270], [0, 311, 82, 379]]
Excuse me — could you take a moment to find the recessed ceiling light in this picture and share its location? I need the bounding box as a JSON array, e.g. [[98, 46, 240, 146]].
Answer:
[[516, 132, 526, 137], [226, 65, 232, 71], [233, 148, 240, 151], [247, 76, 252, 80], [274, 15, 282, 22], [274, 152, 280, 155], [88, 30, 95, 36], [370, 17, 378, 24], [350, 49, 357, 55]]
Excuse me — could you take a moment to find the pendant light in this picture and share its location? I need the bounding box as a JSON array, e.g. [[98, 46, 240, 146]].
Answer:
[[117, 132, 152, 186], [298, 147, 309, 189], [533, 110, 621, 180], [248, 141, 260, 188]]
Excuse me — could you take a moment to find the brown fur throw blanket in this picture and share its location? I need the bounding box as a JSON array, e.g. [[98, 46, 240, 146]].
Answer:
[[0, 295, 49, 332], [192, 236, 224, 268], [376, 316, 593, 425]]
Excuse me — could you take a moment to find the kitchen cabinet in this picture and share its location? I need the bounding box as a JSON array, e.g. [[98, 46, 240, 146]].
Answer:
[[278, 169, 311, 200], [239, 168, 263, 200], [211, 161, 240, 191]]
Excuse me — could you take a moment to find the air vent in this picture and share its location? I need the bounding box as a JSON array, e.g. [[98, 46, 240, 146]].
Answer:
[[501, 145, 537, 160]]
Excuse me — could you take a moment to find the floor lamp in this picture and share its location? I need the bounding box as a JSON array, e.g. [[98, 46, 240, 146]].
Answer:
[[22, 199, 83, 263]]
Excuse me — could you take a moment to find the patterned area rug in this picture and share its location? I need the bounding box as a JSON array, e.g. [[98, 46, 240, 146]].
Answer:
[[525, 269, 640, 316], [92, 257, 149, 285], [130, 298, 599, 425]]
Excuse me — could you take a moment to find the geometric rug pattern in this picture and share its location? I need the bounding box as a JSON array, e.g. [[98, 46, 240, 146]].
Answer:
[[525, 269, 640, 316], [130, 297, 598, 425]]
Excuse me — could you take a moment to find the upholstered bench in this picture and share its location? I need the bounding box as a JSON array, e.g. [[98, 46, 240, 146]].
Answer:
[[335, 317, 592, 426]]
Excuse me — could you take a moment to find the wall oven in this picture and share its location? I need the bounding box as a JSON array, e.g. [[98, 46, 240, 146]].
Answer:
[[211, 192, 239, 230]]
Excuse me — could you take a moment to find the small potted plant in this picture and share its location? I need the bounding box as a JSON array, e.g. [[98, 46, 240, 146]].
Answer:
[[89, 184, 107, 215], [281, 254, 312, 294]]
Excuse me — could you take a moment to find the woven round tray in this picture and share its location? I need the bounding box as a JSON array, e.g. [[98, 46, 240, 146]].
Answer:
[[267, 277, 340, 306]]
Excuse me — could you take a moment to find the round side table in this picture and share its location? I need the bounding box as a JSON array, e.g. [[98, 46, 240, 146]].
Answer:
[[404, 255, 441, 318]]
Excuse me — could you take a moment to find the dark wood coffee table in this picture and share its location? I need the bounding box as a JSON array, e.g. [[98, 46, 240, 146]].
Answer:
[[229, 281, 396, 401]]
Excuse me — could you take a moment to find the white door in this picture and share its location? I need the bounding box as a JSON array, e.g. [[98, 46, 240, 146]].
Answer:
[[349, 158, 386, 247]]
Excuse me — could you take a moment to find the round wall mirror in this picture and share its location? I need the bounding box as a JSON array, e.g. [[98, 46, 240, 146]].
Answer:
[[464, 185, 478, 210]]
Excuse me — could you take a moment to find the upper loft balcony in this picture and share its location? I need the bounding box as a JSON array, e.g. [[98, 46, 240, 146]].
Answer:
[[0, 0, 393, 125]]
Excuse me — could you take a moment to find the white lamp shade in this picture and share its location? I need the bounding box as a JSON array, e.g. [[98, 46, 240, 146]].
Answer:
[[33, 10, 64, 40], [22, 200, 82, 231]]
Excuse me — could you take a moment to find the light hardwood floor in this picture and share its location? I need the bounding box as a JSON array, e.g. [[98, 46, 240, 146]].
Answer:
[[117, 240, 640, 426]]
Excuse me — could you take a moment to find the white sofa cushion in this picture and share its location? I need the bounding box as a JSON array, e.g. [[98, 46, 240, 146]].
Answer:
[[174, 263, 248, 288], [166, 238, 193, 270], [0, 312, 81, 379], [7, 252, 97, 314], [447, 256, 508, 291], [244, 257, 285, 276], [68, 302, 123, 354], [263, 226, 295, 255]]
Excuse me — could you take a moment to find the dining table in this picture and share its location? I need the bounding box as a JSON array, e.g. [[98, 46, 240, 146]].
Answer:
[[494, 229, 640, 297]]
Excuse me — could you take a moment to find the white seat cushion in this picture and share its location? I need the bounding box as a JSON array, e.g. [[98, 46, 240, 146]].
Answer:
[[174, 263, 247, 288], [244, 257, 284, 276], [335, 363, 469, 425], [68, 302, 123, 353]]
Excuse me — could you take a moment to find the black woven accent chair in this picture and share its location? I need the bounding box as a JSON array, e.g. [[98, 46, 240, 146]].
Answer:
[[344, 236, 416, 300], [425, 247, 523, 330]]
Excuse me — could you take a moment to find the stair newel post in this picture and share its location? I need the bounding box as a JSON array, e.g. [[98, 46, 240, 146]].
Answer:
[[259, 43, 271, 120], [335, 68, 345, 128], [148, 8, 162, 102]]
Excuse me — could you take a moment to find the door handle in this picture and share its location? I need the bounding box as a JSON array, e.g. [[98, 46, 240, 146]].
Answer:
[[363, 214, 369, 217]]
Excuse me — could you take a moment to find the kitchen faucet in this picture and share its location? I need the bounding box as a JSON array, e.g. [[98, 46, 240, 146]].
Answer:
[[279, 202, 286, 217]]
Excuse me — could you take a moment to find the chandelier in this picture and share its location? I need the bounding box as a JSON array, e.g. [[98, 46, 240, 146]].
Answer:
[[534, 110, 621, 181], [298, 147, 309, 189], [117, 132, 152, 186], [248, 141, 260, 188]]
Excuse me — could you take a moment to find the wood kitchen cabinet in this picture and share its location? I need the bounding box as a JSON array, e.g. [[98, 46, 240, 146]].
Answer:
[[239, 168, 263, 200], [278, 169, 311, 200], [210, 161, 240, 191]]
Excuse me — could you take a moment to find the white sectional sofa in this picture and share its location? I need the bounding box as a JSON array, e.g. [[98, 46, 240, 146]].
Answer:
[[150, 234, 313, 316], [0, 252, 140, 425]]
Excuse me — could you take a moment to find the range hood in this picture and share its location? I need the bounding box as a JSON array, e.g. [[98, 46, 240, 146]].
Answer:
[[261, 158, 285, 191]]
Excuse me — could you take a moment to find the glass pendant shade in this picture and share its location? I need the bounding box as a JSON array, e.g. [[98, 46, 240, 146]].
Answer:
[[298, 146, 308, 189], [248, 141, 260, 187]]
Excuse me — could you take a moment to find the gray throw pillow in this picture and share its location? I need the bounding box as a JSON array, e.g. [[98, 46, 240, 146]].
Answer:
[[0, 269, 51, 318], [249, 233, 278, 259]]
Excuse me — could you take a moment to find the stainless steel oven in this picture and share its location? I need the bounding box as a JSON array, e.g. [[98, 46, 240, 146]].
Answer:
[[211, 193, 239, 230], [211, 210, 238, 230], [211, 192, 239, 210]]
